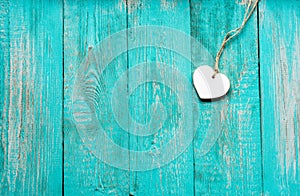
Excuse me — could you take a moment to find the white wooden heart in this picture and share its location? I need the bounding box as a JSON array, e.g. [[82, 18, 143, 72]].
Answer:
[[193, 65, 230, 100]]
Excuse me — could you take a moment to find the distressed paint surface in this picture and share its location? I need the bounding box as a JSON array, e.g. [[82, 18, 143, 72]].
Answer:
[[0, 0, 63, 195], [63, 0, 130, 195], [127, 0, 194, 195], [190, 0, 262, 195], [0, 0, 299, 195], [259, 0, 300, 194]]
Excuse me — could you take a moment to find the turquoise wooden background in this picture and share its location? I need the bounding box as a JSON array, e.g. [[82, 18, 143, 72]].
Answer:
[[0, 0, 299, 195]]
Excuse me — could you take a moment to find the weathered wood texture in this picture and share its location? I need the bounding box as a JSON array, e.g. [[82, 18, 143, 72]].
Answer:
[[0, 0, 299, 195], [63, 0, 130, 195], [0, 0, 63, 195], [259, 0, 300, 194], [127, 1, 194, 195], [190, 0, 262, 195]]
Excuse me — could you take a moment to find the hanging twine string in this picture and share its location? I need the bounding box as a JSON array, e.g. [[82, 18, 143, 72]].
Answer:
[[212, 0, 259, 78]]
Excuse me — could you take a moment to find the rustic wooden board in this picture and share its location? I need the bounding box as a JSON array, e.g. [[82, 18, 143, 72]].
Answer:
[[0, 0, 63, 195], [1, 0, 300, 195], [259, 0, 300, 194], [63, 0, 130, 195], [190, 0, 262, 194], [127, 0, 194, 195]]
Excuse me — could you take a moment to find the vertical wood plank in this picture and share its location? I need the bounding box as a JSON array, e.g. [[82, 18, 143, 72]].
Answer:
[[259, 0, 300, 194], [0, 1, 9, 193], [127, 0, 194, 195], [190, 0, 262, 194], [63, 0, 130, 195], [0, 0, 63, 194]]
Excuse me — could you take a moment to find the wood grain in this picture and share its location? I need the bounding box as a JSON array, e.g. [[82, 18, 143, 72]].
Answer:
[[0, 0, 63, 194], [63, 0, 130, 195], [190, 0, 262, 194], [0, 0, 299, 195], [127, 0, 194, 195], [259, 0, 300, 194]]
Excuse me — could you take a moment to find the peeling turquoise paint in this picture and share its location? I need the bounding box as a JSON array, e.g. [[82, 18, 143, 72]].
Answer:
[[0, 0, 299, 195]]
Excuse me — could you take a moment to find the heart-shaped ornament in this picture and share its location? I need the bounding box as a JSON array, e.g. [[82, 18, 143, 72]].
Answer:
[[193, 65, 230, 100]]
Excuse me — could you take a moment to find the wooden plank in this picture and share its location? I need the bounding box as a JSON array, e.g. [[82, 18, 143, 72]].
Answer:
[[63, 0, 130, 195], [190, 0, 262, 194], [0, 1, 9, 193], [0, 0, 63, 194], [259, 0, 300, 194], [127, 0, 194, 195]]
